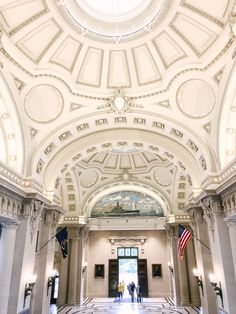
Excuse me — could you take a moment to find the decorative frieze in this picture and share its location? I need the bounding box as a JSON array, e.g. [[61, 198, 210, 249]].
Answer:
[[108, 236, 147, 247], [222, 192, 236, 218], [0, 194, 22, 219]]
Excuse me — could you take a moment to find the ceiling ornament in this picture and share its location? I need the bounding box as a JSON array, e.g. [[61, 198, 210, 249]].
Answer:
[[70, 103, 82, 112], [177, 79, 215, 119], [11, 75, 24, 92], [111, 90, 129, 113], [98, 90, 135, 113], [154, 167, 173, 186], [213, 67, 225, 84], [203, 122, 211, 134], [29, 127, 38, 138], [24, 85, 64, 123], [80, 169, 98, 187], [55, 0, 171, 42]]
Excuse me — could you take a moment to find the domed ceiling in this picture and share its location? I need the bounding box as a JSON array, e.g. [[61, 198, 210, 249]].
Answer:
[[0, 0, 235, 221]]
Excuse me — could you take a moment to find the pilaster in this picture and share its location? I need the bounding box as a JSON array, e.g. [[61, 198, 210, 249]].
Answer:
[[67, 227, 80, 304], [201, 196, 236, 313], [188, 206, 217, 314], [31, 207, 61, 314], [165, 225, 181, 305], [0, 220, 19, 314], [7, 199, 43, 314]]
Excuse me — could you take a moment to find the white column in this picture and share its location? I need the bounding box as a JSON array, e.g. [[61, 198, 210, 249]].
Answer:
[[67, 227, 79, 305], [7, 200, 42, 314], [57, 253, 69, 306], [76, 226, 88, 305], [31, 209, 60, 314], [227, 220, 236, 281], [202, 197, 236, 313], [192, 208, 217, 314], [178, 251, 190, 306], [166, 225, 181, 305], [0, 221, 18, 313], [185, 237, 200, 305]]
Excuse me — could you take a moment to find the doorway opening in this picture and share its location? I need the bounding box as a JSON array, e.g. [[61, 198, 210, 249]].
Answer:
[[118, 258, 138, 297]]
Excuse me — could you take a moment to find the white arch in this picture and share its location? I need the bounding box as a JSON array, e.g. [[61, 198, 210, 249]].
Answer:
[[42, 129, 203, 191], [0, 73, 24, 173], [218, 60, 236, 168], [85, 184, 170, 218]]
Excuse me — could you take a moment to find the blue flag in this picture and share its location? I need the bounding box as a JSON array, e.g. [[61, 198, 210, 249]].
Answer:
[[56, 227, 68, 258]]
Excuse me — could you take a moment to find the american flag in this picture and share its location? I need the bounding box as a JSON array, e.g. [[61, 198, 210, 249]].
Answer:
[[178, 224, 192, 259]]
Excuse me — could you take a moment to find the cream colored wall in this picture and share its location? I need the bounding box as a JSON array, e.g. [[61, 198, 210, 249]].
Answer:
[[86, 230, 171, 298]]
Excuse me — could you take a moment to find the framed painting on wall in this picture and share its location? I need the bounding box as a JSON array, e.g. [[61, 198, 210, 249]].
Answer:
[[95, 264, 104, 278], [152, 264, 162, 277]]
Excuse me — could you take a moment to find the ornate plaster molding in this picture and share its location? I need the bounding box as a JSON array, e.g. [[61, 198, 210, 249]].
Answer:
[[222, 192, 236, 218], [108, 236, 147, 247], [0, 193, 22, 220]]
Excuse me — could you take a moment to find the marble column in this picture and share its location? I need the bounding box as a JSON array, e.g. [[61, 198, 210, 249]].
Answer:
[[31, 208, 60, 314], [7, 200, 43, 314], [202, 197, 236, 313], [226, 220, 236, 280], [57, 252, 69, 306], [76, 226, 89, 305], [190, 207, 217, 314], [0, 220, 18, 314], [185, 237, 200, 305], [67, 227, 79, 305], [178, 249, 190, 306], [166, 225, 181, 305]]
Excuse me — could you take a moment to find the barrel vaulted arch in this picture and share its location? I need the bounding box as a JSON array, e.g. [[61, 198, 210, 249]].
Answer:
[[33, 126, 214, 192]]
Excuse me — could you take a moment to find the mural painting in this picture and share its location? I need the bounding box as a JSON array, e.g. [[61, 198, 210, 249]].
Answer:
[[91, 191, 164, 217]]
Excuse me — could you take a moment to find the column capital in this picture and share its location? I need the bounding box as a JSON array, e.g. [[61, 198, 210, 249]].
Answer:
[[222, 192, 236, 219], [19, 199, 44, 242], [165, 224, 179, 239], [198, 195, 224, 241], [0, 219, 19, 230], [68, 226, 81, 240]]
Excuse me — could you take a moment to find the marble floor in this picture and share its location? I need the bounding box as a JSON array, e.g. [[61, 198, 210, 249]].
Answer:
[[50, 298, 201, 314]]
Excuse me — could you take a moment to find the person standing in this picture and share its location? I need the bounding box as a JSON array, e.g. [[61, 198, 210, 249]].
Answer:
[[129, 281, 136, 302], [121, 280, 125, 298], [118, 282, 123, 300], [136, 285, 142, 303]]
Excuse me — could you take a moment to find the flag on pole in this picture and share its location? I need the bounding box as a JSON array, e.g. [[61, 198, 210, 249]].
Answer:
[[178, 224, 192, 260], [56, 227, 68, 258]]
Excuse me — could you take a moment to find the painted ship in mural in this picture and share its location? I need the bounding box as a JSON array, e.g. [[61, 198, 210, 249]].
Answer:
[[91, 191, 164, 218], [110, 201, 140, 216]]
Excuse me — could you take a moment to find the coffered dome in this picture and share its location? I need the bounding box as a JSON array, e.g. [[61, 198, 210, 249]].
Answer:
[[0, 0, 235, 218]]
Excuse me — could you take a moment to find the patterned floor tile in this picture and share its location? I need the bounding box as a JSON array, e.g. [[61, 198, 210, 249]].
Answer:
[[50, 298, 201, 314]]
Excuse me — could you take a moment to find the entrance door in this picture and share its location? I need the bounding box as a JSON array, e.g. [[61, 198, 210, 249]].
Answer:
[[118, 258, 138, 297], [138, 259, 148, 297], [108, 259, 118, 297], [109, 258, 148, 298]]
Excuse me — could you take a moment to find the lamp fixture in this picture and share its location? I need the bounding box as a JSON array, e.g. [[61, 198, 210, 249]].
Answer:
[[193, 268, 203, 295], [209, 273, 224, 308], [23, 274, 37, 308], [168, 262, 173, 273], [82, 262, 88, 273]]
